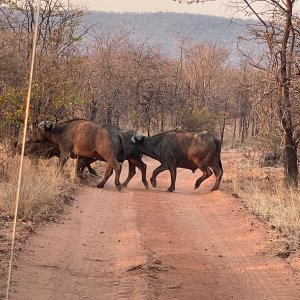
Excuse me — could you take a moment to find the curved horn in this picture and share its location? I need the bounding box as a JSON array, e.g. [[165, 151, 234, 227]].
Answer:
[[37, 121, 45, 130], [131, 130, 138, 143], [38, 120, 52, 131]]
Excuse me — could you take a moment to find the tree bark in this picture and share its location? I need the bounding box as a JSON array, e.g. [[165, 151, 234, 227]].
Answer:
[[283, 136, 298, 187]]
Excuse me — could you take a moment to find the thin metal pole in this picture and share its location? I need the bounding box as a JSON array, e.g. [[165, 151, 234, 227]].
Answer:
[[6, 1, 42, 299]]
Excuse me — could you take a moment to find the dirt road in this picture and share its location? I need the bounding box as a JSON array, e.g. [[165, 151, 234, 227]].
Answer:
[[6, 155, 300, 299]]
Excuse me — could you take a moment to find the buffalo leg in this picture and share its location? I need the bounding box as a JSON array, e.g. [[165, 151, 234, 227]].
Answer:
[[150, 164, 168, 188], [121, 161, 136, 188], [122, 158, 148, 189], [75, 157, 85, 177], [112, 161, 122, 191], [97, 164, 113, 188], [97, 159, 122, 191], [210, 161, 223, 191], [194, 165, 213, 189], [87, 164, 98, 176], [75, 157, 85, 178], [167, 166, 177, 192], [135, 159, 148, 189], [76, 157, 97, 176]]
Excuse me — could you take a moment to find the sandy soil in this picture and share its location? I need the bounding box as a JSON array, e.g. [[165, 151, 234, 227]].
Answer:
[[3, 154, 300, 299]]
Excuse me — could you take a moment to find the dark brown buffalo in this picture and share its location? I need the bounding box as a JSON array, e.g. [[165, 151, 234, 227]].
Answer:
[[24, 140, 97, 175], [36, 120, 148, 191], [119, 130, 148, 188], [132, 130, 223, 192]]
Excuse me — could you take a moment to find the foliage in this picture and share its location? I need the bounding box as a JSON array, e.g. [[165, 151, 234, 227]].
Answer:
[[257, 128, 282, 156], [0, 0, 87, 132], [1, 0, 296, 163], [178, 106, 219, 132]]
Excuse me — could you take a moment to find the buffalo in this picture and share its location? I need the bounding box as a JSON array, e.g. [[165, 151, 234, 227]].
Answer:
[[24, 140, 97, 175], [132, 130, 223, 192], [36, 119, 148, 191]]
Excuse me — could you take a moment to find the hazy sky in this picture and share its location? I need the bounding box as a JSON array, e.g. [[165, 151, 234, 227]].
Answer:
[[71, 0, 234, 18]]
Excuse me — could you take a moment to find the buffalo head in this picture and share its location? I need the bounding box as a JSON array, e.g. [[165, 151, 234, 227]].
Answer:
[[36, 120, 54, 142]]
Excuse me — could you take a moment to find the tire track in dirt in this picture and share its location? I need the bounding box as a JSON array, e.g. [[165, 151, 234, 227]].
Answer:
[[132, 162, 300, 300], [8, 184, 149, 299], [6, 155, 300, 299], [138, 190, 299, 299]]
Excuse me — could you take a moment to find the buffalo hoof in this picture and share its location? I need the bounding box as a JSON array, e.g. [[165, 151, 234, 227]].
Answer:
[[150, 178, 157, 188], [211, 186, 219, 191], [167, 187, 174, 192], [116, 184, 122, 192], [97, 183, 105, 188], [194, 181, 201, 189], [144, 181, 149, 189]]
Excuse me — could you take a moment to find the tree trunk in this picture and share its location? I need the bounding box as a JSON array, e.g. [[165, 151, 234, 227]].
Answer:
[[280, 111, 298, 187], [279, 0, 298, 187], [251, 117, 255, 137], [283, 135, 298, 187], [90, 99, 98, 121], [232, 117, 237, 147], [220, 117, 226, 144], [160, 103, 164, 132]]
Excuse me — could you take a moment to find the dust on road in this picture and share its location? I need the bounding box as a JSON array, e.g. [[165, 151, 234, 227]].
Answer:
[[6, 155, 300, 299]]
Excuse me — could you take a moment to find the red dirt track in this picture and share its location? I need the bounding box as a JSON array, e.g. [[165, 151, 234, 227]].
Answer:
[[7, 155, 300, 299]]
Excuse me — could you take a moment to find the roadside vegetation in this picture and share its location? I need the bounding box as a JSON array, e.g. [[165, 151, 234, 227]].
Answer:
[[0, 157, 76, 221], [224, 149, 300, 254]]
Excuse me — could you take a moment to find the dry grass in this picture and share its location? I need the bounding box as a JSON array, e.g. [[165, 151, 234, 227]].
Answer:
[[0, 157, 74, 221], [0, 155, 103, 296], [224, 151, 300, 251]]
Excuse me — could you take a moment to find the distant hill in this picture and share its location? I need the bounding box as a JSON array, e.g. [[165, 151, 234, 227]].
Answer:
[[83, 11, 252, 58]]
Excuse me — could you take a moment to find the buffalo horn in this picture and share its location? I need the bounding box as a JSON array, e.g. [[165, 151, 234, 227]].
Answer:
[[38, 120, 51, 131], [131, 130, 138, 143]]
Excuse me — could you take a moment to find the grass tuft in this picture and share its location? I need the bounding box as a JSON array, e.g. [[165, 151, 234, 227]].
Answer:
[[0, 157, 73, 221]]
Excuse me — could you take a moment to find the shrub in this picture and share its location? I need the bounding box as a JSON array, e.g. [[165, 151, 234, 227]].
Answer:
[[0, 157, 72, 221], [179, 106, 219, 132]]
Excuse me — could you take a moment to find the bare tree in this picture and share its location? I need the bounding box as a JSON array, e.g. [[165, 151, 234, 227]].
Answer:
[[175, 0, 300, 186], [233, 0, 300, 186], [0, 0, 87, 135]]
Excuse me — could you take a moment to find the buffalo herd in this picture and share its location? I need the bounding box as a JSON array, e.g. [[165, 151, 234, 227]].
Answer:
[[24, 119, 223, 193]]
